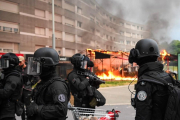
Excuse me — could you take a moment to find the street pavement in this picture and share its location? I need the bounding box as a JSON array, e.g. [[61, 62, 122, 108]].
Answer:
[[16, 85, 136, 120]]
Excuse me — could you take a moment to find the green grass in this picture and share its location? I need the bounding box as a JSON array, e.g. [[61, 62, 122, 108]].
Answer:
[[167, 66, 177, 72], [100, 80, 137, 88]]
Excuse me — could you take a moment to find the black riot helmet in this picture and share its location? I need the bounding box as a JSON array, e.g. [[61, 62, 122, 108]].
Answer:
[[0, 53, 19, 69], [27, 47, 59, 75], [129, 39, 159, 64], [70, 53, 88, 69]]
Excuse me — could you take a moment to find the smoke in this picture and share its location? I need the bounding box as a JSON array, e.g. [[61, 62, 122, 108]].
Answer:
[[96, 0, 180, 42]]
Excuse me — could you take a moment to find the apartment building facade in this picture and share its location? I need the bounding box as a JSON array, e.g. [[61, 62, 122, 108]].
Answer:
[[0, 0, 150, 57]]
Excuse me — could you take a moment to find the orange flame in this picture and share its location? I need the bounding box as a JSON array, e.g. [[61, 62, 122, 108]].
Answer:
[[97, 71, 137, 81], [160, 50, 170, 63]]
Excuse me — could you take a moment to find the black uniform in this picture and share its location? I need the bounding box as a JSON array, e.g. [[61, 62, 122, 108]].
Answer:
[[26, 47, 70, 120], [134, 62, 174, 120], [0, 69, 22, 120], [68, 68, 95, 108], [128, 39, 175, 120], [30, 72, 69, 120]]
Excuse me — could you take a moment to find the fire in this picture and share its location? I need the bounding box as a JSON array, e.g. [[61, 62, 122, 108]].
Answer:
[[97, 71, 137, 81], [160, 50, 170, 63]]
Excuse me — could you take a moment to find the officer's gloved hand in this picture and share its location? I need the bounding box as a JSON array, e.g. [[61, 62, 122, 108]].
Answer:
[[26, 102, 38, 117], [89, 97, 98, 107]]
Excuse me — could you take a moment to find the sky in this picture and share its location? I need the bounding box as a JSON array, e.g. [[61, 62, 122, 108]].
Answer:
[[96, 0, 180, 43]]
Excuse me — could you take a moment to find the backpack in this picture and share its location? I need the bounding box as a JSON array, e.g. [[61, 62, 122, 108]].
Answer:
[[138, 72, 180, 120]]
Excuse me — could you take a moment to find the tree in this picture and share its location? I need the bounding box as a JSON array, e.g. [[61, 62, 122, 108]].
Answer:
[[169, 40, 180, 55]]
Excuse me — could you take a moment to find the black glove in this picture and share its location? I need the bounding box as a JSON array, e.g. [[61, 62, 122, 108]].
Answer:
[[26, 102, 38, 117]]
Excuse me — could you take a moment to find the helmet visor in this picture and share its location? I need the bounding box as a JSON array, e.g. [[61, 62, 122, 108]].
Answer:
[[0, 59, 9, 69], [27, 57, 41, 75], [80, 61, 87, 69]]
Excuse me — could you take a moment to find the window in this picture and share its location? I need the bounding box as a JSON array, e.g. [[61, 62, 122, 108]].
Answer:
[[3, 49, 13, 52], [35, 27, 45, 35], [65, 33, 75, 42], [126, 24, 131, 28], [54, 0, 61, 7], [126, 41, 131, 45], [120, 31, 124, 35], [106, 45, 108, 49], [77, 21, 82, 28], [132, 33, 136, 38], [77, 36, 82, 43], [65, 18, 75, 27], [126, 32, 131, 37], [35, 9, 45, 18], [77, 7, 82, 14], [110, 46, 112, 50], [132, 25, 136, 29], [0, 1, 18, 13], [113, 18, 115, 22], [120, 40, 124, 44], [103, 34, 106, 39], [95, 30, 100, 36], [0, 21, 19, 33], [90, 16, 95, 21], [132, 41, 136, 45], [55, 47, 61, 55], [110, 17, 112, 21], [14, 28, 18, 33], [110, 36, 112, 41], [106, 35, 109, 39], [137, 26, 139, 30], [3, 27, 12, 32], [141, 27, 143, 30], [120, 23, 124, 26], [49, 30, 62, 39], [49, 13, 62, 22], [64, 2, 75, 12]]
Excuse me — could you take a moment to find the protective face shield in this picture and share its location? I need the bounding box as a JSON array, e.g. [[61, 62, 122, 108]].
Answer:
[[0, 58, 10, 69], [80, 60, 87, 69], [87, 61, 94, 67], [84, 56, 94, 67], [27, 57, 41, 75]]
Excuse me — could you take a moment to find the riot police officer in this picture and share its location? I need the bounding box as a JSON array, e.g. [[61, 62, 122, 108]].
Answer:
[[68, 54, 105, 108], [0, 53, 23, 120], [129, 39, 174, 120], [26, 48, 70, 120]]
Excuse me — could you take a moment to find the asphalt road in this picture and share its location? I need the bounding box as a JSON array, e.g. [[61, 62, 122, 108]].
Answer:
[[16, 85, 136, 120]]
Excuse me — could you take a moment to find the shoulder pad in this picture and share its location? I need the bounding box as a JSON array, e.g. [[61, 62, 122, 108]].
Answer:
[[138, 78, 164, 86], [140, 81, 146, 86]]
